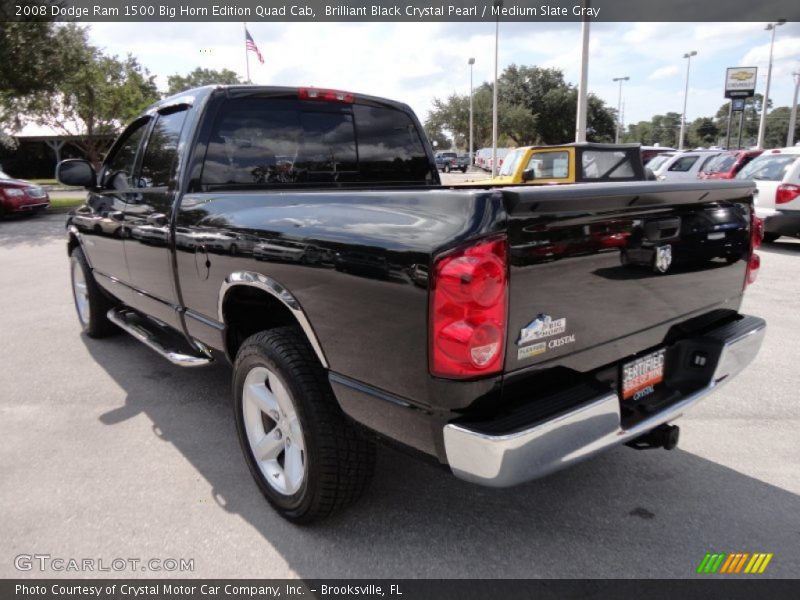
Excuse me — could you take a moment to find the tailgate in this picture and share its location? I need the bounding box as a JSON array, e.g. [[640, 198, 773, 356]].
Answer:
[[502, 181, 755, 374]]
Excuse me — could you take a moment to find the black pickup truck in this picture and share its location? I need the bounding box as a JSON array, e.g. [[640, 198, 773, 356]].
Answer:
[[59, 85, 766, 523]]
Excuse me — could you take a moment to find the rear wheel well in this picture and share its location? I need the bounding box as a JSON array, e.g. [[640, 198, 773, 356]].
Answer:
[[67, 232, 80, 257], [222, 286, 299, 360]]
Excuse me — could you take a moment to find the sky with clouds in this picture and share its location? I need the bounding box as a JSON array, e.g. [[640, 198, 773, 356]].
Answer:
[[84, 21, 799, 137]]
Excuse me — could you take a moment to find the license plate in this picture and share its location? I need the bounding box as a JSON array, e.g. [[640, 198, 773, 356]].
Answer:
[[707, 232, 725, 240], [621, 349, 666, 401]]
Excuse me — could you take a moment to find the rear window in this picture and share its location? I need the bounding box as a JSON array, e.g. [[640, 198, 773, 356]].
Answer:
[[201, 98, 432, 187], [581, 150, 636, 179], [737, 154, 798, 181]]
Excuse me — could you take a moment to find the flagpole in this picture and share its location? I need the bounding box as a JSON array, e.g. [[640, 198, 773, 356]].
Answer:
[[244, 22, 250, 83]]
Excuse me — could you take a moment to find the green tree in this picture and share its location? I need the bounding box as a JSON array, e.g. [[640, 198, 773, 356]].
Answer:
[[713, 95, 768, 148], [23, 44, 159, 167], [687, 117, 720, 147], [763, 107, 799, 149], [624, 120, 654, 145], [623, 113, 681, 147], [0, 22, 89, 148], [166, 67, 244, 96], [422, 122, 452, 150], [426, 64, 616, 150]]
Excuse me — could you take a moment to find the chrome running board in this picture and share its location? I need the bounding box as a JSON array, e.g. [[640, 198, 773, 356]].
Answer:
[[107, 307, 213, 367]]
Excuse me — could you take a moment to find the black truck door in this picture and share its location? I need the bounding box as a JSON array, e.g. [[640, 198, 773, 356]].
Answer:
[[78, 118, 150, 286], [121, 107, 189, 329]]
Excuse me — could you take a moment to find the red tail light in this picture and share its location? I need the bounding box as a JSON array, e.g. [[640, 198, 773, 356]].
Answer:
[[776, 184, 800, 205], [751, 214, 764, 249], [745, 212, 763, 288], [746, 253, 761, 286], [430, 236, 507, 378], [298, 87, 353, 103]]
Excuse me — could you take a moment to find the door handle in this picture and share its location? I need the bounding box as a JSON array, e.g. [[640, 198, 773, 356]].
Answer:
[[147, 213, 168, 226]]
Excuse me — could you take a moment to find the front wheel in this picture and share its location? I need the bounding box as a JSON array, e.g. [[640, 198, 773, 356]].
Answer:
[[233, 327, 376, 523], [69, 246, 117, 338], [763, 233, 781, 243]]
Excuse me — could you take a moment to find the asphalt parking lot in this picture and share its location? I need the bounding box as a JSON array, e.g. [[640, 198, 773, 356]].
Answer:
[[1, 210, 799, 579]]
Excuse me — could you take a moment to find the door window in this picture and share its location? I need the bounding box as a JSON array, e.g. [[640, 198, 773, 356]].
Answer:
[[698, 155, 720, 172], [139, 109, 189, 188], [102, 119, 149, 190], [526, 151, 569, 179], [668, 156, 699, 172]]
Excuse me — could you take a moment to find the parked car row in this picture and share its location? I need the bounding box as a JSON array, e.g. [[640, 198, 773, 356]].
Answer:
[[648, 149, 759, 182], [475, 147, 512, 172], [643, 145, 800, 242], [738, 147, 800, 243]]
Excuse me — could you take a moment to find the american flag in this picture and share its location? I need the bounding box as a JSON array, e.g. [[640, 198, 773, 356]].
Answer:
[[245, 28, 264, 64]]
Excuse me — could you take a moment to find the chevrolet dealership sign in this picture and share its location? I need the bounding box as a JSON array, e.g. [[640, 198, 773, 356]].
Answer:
[[725, 67, 757, 98]]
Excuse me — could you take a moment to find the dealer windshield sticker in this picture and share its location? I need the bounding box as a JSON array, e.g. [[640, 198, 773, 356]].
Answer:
[[517, 342, 546, 360], [518, 314, 567, 345]]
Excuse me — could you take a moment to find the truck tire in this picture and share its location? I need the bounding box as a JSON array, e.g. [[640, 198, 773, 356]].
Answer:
[[233, 327, 376, 523], [69, 246, 117, 338]]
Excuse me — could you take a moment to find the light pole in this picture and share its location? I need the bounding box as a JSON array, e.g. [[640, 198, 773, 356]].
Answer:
[[788, 71, 800, 147], [468, 58, 475, 166], [491, 1, 501, 178], [575, 7, 591, 143], [678, 51, 697, 151], [613, 76, 629, 144], [757, 20, 786, 149]]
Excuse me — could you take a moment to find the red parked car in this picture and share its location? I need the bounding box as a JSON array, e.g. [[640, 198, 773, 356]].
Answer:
[[0, 169, 50, 216], [698, 149, 763, 180]]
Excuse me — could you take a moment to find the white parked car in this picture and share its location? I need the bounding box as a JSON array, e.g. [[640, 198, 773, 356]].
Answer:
[[737, 146, 800, 242], [651, 150, 721, 181]]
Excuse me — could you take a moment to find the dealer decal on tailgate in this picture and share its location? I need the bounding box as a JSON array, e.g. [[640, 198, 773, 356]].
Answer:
[[622, 349, 666, 400]]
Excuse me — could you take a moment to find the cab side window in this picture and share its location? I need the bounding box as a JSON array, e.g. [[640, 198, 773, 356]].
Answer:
[[139, 109, 189, 188], [668, 156, 699, 172], [103, 119, 149, 190], [526, 151, 569, 179]]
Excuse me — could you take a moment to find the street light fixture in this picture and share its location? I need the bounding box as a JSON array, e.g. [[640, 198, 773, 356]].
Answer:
[[613, 76, 629, 144], [678, 51, 697, 151], [757, 20, 786, 149], [468, 58, 475, 166]]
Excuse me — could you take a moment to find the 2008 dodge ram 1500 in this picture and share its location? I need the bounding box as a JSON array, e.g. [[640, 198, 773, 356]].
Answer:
[[59, 85, 766, 523]]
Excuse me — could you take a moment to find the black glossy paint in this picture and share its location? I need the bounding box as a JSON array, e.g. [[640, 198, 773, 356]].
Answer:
[[503, 181, 753, 376], [65, 86, 758, 461]]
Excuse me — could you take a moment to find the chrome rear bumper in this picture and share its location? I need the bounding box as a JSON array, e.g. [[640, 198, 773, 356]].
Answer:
[[443, 315, 766, 487]]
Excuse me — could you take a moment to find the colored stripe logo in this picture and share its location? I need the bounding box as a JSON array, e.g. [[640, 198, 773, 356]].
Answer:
[[697, 552, 773, 574]]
